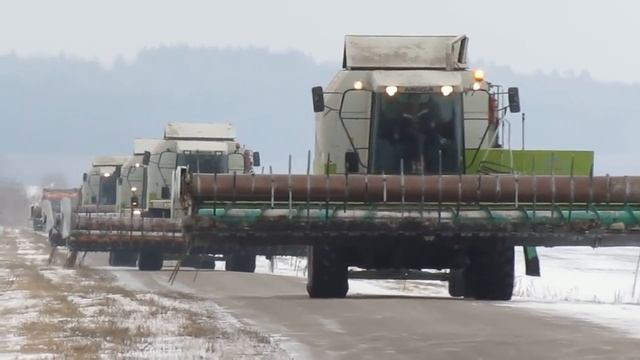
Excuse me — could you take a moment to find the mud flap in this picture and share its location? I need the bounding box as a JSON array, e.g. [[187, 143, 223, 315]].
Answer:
[[523, 246, 541, 276]]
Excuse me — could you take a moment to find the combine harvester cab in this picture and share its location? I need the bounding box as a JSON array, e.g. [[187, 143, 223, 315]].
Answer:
[[79, 155, 130, 212], [178, 35, 640, 300]]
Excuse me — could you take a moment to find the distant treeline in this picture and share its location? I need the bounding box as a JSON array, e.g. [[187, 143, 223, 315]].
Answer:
[[1, 46, 639, 185]]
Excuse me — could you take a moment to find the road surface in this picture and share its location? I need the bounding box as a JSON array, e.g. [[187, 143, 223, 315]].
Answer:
[[4, 229, 640, 359], [104, 258, 640, 359]]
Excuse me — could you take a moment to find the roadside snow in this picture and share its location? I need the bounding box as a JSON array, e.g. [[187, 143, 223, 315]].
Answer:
[[509, 246, 640, 339]]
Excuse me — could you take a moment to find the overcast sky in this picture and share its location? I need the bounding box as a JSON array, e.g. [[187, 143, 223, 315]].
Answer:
[[0, 0, 635, 83]]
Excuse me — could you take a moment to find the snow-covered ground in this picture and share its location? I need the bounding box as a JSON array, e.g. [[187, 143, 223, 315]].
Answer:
[[257, 247, 640, 340], [510, 246, 640, 339], [0, 228, 288, 359]]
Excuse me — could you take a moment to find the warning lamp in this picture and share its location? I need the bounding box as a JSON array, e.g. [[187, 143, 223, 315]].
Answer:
[[473, 69, 485, 82]]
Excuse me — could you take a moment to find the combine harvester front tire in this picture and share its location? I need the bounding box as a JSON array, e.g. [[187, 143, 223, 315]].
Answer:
[[225, 252, 256, 273], [467, 242, 515, 301], [306, 245, 348, 298], [138, 249, 164, 271], [108, 250, 138, 267]]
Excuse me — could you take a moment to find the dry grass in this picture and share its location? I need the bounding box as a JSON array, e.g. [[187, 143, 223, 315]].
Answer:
[[0, 230, 289, 359]]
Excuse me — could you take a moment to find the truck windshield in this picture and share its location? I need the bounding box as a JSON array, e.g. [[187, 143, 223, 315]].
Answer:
[[177, 153, 229, 174], [370, 92, 463, 175]]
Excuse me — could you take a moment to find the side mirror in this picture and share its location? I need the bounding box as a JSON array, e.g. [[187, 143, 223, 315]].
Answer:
[[82, 173, 88, 182], [142, 151, 151, 166], [252, 152, 261, 167], [345, 152, 359, 173], [508, 87, 521, 113], [311, 86, 325, 113]]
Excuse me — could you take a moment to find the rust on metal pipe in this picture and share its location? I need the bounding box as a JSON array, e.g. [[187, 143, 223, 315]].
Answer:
[[71, 233, 186, 244], [72, 215, 182, 232], [75, 204, 117, 214], [184, 174, 640, 204]]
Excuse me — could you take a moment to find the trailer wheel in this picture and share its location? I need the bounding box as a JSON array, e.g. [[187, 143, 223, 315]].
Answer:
[[138, 249, 164, 271], [108, 250, 138, 267], [467, 242, 514, 301], [225, 252, 256, 272], [306, 245, 348, 298]]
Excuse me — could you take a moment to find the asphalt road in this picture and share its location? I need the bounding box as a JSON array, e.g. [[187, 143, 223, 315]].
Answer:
[[90, 257, 640, 360]]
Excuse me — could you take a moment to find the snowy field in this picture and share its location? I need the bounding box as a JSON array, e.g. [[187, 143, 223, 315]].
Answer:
[[0, 227, 287, 359]]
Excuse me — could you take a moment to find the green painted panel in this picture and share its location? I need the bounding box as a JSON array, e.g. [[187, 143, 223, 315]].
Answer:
[[465, 149, 593, 176]]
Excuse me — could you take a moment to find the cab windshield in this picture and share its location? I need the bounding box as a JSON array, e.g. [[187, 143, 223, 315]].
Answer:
[[177, 153, 229, 174], [99, 169, 119, 205], [370, 92, 463, 175]]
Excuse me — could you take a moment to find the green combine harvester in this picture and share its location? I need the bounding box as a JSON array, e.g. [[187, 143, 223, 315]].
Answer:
[[64, 34, 640, 301]]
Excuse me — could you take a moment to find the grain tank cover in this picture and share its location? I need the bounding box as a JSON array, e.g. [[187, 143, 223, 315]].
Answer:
[[91, 156, 129, 167], [164, 122, 236, 141], [343, 35, 468, 70], [133, 139, 164, 155], [175, 140, 229, 153]]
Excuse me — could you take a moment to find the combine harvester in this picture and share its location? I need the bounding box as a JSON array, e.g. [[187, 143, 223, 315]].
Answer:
[[64, 35, 640, 300], [48, 155, 129, 265], [63, 122, 284, 272], [133, 122, 262, 271], [30, 188, 80, 232]]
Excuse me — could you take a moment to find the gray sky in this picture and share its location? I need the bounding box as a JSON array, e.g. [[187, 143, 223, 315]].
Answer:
[[0, 0, 635, 83]]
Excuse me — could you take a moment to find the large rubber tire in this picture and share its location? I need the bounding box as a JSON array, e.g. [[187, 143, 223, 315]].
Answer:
[[448, 269, 468, 298], [306, 245, 348, 298], [108, 250, 138, 267], [196, 255, 216, 270], [467, 242, 514, 301], [138, 249, 164, 271], [225, 253, 256, 272]]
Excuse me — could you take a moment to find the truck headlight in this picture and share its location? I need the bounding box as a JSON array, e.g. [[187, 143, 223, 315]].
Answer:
[[353, 81, 363, 90], [441, 85, 453, 96], [385, 86, 398, 96]]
